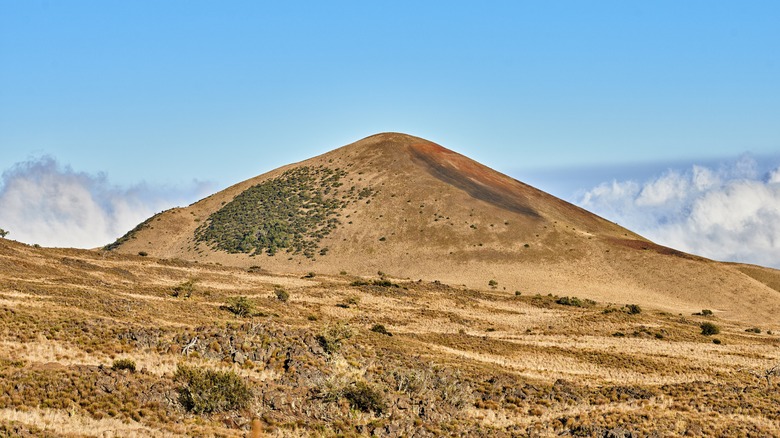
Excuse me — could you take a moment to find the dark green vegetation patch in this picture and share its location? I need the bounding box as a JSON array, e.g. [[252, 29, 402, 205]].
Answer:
[[196, 166, 373, 258]]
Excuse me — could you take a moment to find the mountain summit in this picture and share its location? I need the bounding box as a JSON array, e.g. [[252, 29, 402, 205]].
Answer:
[[108, 133, 780, 323]]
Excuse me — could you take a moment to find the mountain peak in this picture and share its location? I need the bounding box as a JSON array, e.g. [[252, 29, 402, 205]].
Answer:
[[104, 134, 780, 323]]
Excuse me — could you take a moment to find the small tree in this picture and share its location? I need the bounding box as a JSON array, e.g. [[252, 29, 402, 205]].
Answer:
[[0, 228, 8, 238]]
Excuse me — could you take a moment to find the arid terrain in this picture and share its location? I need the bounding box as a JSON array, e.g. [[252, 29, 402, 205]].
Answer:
[[2, 133, 780, 436], [1, 238, 779, 436]]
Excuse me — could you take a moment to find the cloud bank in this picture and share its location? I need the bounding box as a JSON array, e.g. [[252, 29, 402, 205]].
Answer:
[[0, 157, 214, 248], [578, 155, 780, 268]]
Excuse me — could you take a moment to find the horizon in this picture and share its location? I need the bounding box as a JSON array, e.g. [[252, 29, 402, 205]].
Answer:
[[1, 2, 779, 267]]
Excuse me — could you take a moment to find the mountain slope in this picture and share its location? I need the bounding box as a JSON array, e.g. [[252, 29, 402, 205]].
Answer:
[[108, 133, 780, 325]]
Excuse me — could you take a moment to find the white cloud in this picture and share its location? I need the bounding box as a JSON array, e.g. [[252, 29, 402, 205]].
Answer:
[[578, 156, 780, 268], [0, 157, 214, 248]]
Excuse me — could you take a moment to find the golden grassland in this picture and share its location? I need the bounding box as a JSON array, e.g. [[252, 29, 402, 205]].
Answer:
[[1, 239, 779, 437]]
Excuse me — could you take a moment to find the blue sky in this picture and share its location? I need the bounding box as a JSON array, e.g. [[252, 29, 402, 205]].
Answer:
[[1, 1, 779, 265]]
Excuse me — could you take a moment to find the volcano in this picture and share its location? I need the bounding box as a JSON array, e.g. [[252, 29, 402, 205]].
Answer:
[[108, 133, 780, 323]]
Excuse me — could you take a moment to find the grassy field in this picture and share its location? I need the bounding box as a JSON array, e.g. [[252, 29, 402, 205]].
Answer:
[[1, 238, 779, 437]]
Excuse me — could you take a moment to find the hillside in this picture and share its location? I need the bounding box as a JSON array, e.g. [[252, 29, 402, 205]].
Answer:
[[107, 133, 780, 325], [1, 238, 780, 436]]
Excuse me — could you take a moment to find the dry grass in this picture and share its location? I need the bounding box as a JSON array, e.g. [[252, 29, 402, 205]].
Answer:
[[1, 238, 780, 436]]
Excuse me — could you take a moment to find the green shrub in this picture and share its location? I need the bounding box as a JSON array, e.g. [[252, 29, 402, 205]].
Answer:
[[700, 322, 720, 336], [137, 251, 148, 257], [225, 296, 254, 317], [701, 309, 713, 316], [745, 327, 761, 334], [175, 365, 252, 414], [488, 279, 498, 287], [370, 324, 392, 336], [172, 278, 197, 298], [350, 279, 399, 288], [111, 358, 136, 372], [316, 324, 353, 354], [712, 338, 722, 345], [342, 381, 385, 414], [274, 288, 289, 302], [556, 296, 596, 307], [625, 304, 642, 315]]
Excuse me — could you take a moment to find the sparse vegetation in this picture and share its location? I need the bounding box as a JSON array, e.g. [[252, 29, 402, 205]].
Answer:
[[3, 237, 780, 436], [0, 228, 8, 238], [488, 279, 498, 288]]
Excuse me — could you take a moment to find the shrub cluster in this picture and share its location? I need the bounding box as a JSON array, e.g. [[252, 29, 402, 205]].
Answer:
[[370, 324, 392, 336], [225, 296, 255, 317], [556, 296, 596, 307], [175, 365, 252, 414], [111, 358, 136, 372], [195, 166, 374, 258], [700, 322, 720, 336]]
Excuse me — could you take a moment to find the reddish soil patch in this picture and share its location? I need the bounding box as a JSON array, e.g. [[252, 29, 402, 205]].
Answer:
[[606, 238, 702, 260], [408, 141, 541, 218]]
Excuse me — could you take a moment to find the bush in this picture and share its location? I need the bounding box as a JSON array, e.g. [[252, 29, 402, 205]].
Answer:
[[342, 381, 385, 414], [745, 327, 761, 334], [488, 280, 498, 287], [625, 304, 642, 315], [111, 358, 136, 372], [556, 296, 596, 307], [700, 322, 720, 336], [225, 296, 254, 317], [274, 288, 289, 302], [316, 324, 353, 354], [370, 324, 392, 336], [175, 365, 252, 414], [351, 279, 399, 288], [172, 279, 197, 298], [137, 251, 148, 257], [701, 309, 713, 316]]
